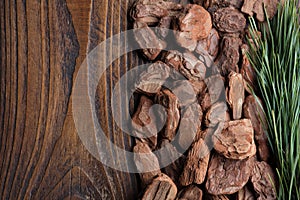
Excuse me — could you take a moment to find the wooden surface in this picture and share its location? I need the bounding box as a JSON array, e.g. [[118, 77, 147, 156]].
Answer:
[[0, 0, 141, 199]]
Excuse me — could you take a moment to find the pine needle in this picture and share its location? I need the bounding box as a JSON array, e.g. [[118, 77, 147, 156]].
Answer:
[[247, 1, 300, 199]]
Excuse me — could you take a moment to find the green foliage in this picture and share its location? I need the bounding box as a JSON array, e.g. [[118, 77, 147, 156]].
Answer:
[[247, 1, 300, 199]]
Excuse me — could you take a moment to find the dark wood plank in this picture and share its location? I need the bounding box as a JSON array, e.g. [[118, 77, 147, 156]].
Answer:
[[0, 0, 139, 199]]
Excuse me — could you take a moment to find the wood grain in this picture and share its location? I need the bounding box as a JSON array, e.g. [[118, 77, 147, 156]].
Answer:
[[0, 0, 139, 199]]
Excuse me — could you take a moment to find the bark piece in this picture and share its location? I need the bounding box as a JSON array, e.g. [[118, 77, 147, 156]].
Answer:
[[206, 195, 229, 200], [216, 35, 242, 75], [250, 161, 277, 200], [213, 7, 246, 33], [142, 173, 177, 200], [253, 0, 278, 22], [136, 61, 170, 94], [177, 185, 203, 200], [157, 16, 173, 39], [169, 80, 198, 107], [213, 119, 256, 160], [237, 186, 256, 200], [240, 44, 256, 93], [181, 51, 207, 81], [133, 21, 167, 60], [179, 139, 210, 186], [196, 28, 220, 60], [155, 89, 180, 141], [205, 102, 227, 127], [177, 103, 203, 150], [175, 4, 212, 51], [200, 92, 211, 112], [241, 0, 256, 16], [130, 0, 183, 24], [243, 95, 269, 161], [205, 74, 225, 104], [189, 80, 206, 96], [227, 72, 245, 120], [132, 96, 158, 149], [241, 0, 278, 22], [157, 139, 186, 184], [133, 141, 161, 185], [206, 154, 255, 195]]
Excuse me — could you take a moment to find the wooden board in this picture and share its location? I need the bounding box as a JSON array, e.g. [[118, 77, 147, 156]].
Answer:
[[0, 0, 140, 199]]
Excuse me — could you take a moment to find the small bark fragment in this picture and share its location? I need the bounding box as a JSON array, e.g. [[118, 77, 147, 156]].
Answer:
[[206, 195, 229, 200], [169, 80, 198, 107], [216, 35, 242, 75], [205, 74, 225, 104], [179, 139, 210, 186], [132, 95, 158, 149], [155, 89, 180, 141], [136, 61, 170, 94], [253, 0, 278, 22], [250, 161, 277, 200], [240, 44, 256, 93], [213, 119, 256, 160], [157, 139, 186, 184], [243, 95, 270, 161], [162, 50, 184, 72], [213, 7, 246, 33], [237, 186, 256, 200], [206, 154, 255, 195], [177, 185, 203, 200], [189, 80, 207, 96], [177, 103, 203, 150], [142, 173, 178, 200], [133, 21, 167, 60], [205, 102, 227, 127], [200, 92, 212, 112], [241, 0, 278, 22], [133, 141, 161, 185], [227, 72, 245, 120], [196, 28, 220, 60], [181, 51, 207, 81]]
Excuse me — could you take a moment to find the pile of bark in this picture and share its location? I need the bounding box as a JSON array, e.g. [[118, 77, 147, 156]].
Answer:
[[129, 0, 279, 199]]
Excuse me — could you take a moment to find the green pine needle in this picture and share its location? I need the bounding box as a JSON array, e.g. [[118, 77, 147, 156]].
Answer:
[[247, 1, 300, 200]]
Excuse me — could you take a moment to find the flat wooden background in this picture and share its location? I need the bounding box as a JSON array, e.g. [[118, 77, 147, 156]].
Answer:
[[0, 0, 141, 199]]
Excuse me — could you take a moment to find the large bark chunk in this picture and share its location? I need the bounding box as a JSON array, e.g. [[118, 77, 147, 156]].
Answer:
[[133, 141, 161, 185], [132, 96, 158, 149], [179, 139, 210, 186], [250, 161, 277, 200], [213, 119, 256, 160], [213, 7, 246, 33], [206, 154, 255, 195], [227, 72, 245, 120], [243, 95, 270, 161], [175, 4, 212, 51], [142, 173, 177, 200], [136, 61, 170, 94], [155, 89, 180, 141], [177, 185, 203, 200]]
